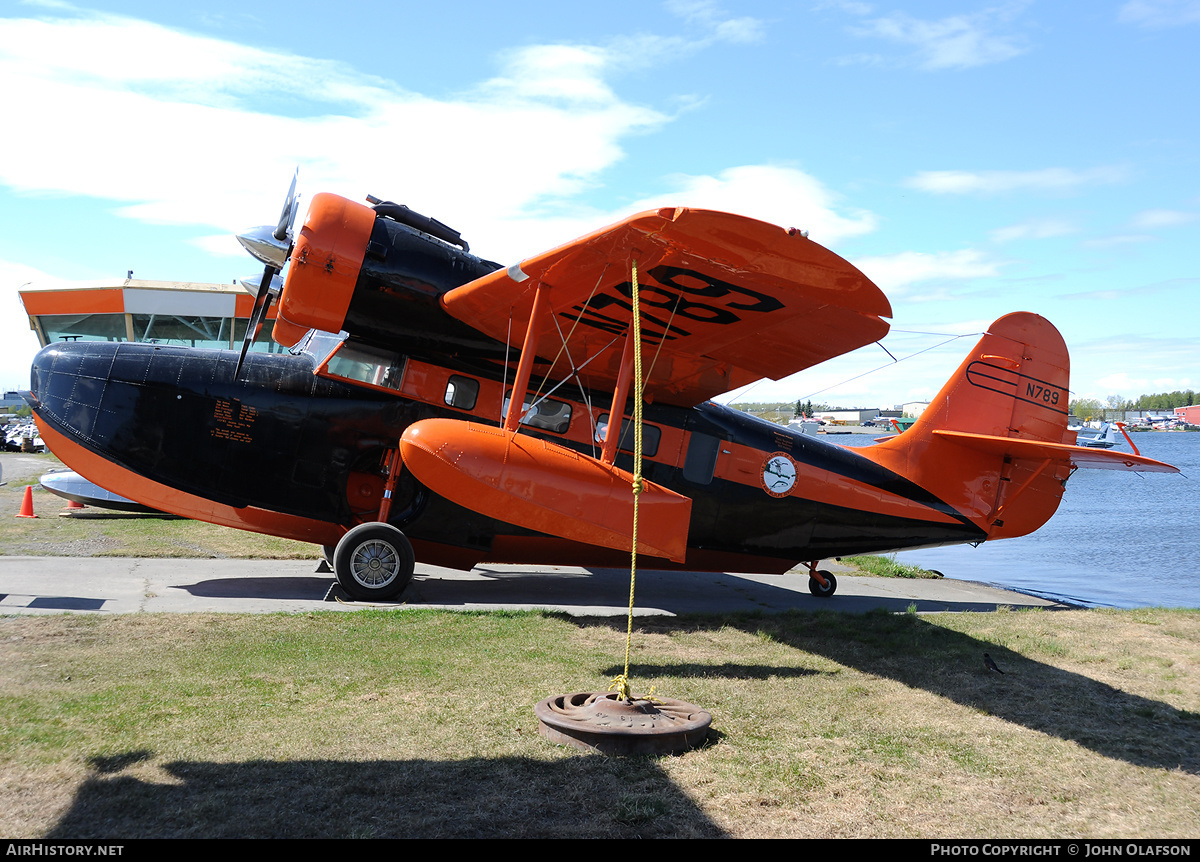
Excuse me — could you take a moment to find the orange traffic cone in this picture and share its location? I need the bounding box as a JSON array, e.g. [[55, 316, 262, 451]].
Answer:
[[64, 499, 85, 510], [16, 485, 38, 518]]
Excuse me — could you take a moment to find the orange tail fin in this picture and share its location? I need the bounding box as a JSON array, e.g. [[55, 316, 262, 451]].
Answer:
[[862, 312, 1074, 540]]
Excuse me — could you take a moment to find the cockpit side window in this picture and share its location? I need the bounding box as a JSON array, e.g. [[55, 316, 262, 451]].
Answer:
[[317, 341, 407, 393], [502, 391, 572, 433], [445, 375, 479, 410]]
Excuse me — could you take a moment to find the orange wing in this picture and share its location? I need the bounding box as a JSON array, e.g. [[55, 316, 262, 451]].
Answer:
[[441, 208, 891, 407]]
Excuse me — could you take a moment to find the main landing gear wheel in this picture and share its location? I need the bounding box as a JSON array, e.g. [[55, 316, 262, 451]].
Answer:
[[808, 570, 837, 598], [333, 522, 415, 601]]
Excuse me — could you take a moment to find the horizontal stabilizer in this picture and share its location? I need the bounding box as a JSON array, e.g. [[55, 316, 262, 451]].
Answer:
[[934, 430, 1178, 473]]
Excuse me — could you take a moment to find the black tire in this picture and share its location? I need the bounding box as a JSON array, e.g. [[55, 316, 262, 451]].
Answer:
[[321, 544, 337, 567], [333, 522, 415, 601], [808, 570, 837, 597]]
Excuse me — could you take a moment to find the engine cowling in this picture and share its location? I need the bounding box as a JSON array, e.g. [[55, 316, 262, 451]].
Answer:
[[272, 193, 505, 358], [273, 193, 375, 347]]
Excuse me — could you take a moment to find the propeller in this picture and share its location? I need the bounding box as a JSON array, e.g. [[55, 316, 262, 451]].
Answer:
[[233, 169, 301, 378]]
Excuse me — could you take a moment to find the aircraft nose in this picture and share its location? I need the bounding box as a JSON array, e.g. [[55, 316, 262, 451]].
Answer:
[[28, 342, 125, 443]]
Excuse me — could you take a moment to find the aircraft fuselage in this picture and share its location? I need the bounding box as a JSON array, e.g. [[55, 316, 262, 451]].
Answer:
[[27, 337, 986, 574]]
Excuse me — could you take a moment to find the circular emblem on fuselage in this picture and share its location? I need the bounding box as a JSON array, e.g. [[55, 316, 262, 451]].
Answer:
[[762, 452, 796, 497]]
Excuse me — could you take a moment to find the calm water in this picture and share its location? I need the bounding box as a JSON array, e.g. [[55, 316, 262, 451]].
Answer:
[[837, 431, 1199, 608]]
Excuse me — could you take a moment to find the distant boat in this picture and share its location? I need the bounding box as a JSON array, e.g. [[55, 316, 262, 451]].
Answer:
[[786, 418, 820, 436], [1075, 422, 1121, 449], [39, 470, 161, 513]]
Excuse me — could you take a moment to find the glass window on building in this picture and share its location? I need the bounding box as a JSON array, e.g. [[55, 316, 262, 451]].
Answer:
[[40, 313, 128, 343], [129, 315, 284, 352], [231, 318, 288, 353], [130, 313, 236, 350]]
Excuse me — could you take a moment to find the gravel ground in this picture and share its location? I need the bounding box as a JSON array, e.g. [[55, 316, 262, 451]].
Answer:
[[1, 452, 54, 487]]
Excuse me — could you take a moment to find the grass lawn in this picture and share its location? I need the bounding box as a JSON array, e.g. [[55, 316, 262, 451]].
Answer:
[[1, 607, 1197, 838]]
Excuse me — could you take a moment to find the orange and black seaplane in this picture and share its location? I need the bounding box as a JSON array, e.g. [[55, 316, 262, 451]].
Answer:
[[24, 180, 1177, 600]]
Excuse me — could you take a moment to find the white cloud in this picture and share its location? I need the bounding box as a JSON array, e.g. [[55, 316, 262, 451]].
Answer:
[[850, 249, 1000, 292], [0, 259, 66, 389], [1069, 334, 1200, 401], [905, 167, 1125, 194], [848, 4, 1031, 70], [1130, 209, 1197, 228], [666, 0, 765, 44], [1097, 371, 1149, 392], [1081, 234, 1154, 248], [0, 8, 669, 250], [990, 218, 1076, 243], [814, 1, 875, 15], [723, 318, 997, 408], [470, 164, 880, 264], [1118, 1, 1200, 27], [1060, 277, 1200, 301], [633, 165, 877, 242], [0, 6, 796, 267]]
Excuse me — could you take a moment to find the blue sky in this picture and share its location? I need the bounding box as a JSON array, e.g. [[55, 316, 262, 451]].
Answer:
[[1, 0, 1196, 410]]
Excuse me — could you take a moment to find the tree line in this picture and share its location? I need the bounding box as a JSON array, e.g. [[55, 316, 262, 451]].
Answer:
[[1069, 390, 1198, 419]]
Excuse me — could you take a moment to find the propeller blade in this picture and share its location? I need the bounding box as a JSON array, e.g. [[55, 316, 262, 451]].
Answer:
[[274, 168, 299, 242], [233, 169, 300, 379], [233, 263, 277, 379]]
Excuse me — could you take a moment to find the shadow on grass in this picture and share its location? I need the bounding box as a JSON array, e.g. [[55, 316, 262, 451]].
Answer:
[[593, 609, 1200, 775], [47, 753, 725, 839]]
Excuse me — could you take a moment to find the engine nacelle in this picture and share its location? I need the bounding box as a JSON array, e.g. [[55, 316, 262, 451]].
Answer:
[[274, 194, 503, 357], [273, 193, 375, 347]]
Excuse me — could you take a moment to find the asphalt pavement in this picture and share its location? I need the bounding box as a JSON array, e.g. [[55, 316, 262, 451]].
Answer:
[[0, 555, 1068, 616]]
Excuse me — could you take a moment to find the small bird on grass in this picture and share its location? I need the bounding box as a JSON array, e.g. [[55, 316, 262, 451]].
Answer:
[[983, 653, 1004, 674]]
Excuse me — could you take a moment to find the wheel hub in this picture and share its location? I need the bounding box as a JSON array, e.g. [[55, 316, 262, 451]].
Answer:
[[352, 540, 398, 586]]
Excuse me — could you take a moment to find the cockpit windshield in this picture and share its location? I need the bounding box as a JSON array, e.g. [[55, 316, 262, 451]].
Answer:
[[291, 329, 347, 365]]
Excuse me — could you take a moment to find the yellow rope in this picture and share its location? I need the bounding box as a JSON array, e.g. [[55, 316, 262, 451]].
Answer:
[[609, 259, 650, 704]]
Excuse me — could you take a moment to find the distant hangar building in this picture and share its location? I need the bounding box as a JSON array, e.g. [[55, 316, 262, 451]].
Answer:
[[1175, 405, 1200, 425], [18, 278, 285, 353]]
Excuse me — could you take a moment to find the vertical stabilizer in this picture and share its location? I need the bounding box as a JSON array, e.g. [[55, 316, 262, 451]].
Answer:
[[862, 313, 1074, 539]]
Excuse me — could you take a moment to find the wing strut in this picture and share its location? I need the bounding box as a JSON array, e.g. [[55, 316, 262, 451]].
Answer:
[[600, 328, 637, 465], [504, 282, 549, 433]]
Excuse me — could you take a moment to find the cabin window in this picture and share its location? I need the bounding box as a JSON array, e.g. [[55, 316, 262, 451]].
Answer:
[[682, 432, 720, 484], [595, 414, 660, 458], [502, 391, 572, 433], [444, 375, 479, 410], [319, 342, 407, 392]]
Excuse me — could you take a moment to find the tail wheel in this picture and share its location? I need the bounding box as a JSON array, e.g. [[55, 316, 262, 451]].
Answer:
[[333, 522, 415, 601], [808, 570, 837, 598]]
